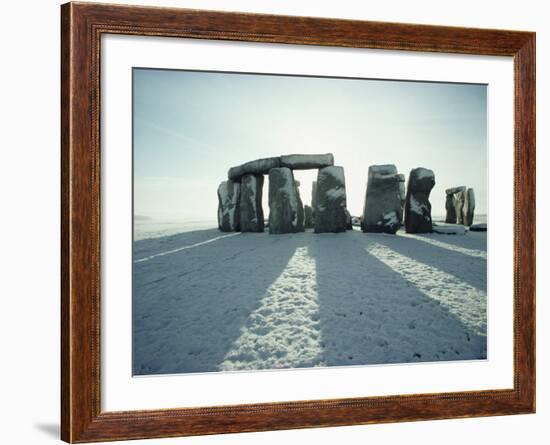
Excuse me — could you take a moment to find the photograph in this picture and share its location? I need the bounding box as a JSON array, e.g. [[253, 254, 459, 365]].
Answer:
[[132, 68, 488, 376]]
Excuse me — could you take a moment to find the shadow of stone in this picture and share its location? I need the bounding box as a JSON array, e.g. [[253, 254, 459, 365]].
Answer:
[[308, 231, 486, 367], [411, 231, 487, 250], [373, 234, 486, 292], [133, 231, 304, 375]]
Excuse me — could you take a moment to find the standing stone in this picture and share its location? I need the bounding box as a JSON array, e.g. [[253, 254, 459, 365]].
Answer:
[[311, 181, 318, 223], [345, 209, 353, 230], [447, 186, 467, 225], [404, 168, 435, 234], [445, 192, 456, 223], [361, 164, 405, 234], [463, 188, 476, 226], [217, 180, 240, 232], [268, 168, 304, 234], [239, 174, 264, 232], [304, 205, 313, 229], [314, 166, 347, 233], [295, 180, 305, 233]]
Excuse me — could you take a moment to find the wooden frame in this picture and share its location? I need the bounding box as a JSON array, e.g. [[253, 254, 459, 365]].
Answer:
[[61, 2, 535, 442]]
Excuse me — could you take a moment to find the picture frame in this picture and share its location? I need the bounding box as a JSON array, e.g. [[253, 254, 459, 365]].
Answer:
[[61, 1, 535, 442]]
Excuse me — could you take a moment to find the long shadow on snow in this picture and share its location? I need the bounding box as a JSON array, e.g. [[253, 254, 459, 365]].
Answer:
[[371, 233, 486, 292], [410, 231, 487, 251], [133, 230, 304, 375], [308, 232, 486, 367]]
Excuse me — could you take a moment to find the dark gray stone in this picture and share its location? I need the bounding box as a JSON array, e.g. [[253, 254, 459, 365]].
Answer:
[[280, 153, 334, 170], [268, 167, 304, 234], [311, 181, 317, 223], [444, 186, 466, 224], [295, 180, 305, 233], [345, 209, 353, 230], [239, 174, 264, 232], [314, 166, 347, 233], [445, 194, 456, 223], [404, 168, 435, 234], [361, 164, 404, 234], [304, 205, 313, 229], [217, 180, 240, 232], [228, 157, 281, 181], [463, 188, 476, 226]]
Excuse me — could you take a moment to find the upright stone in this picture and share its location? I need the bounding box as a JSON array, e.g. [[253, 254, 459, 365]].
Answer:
[[454, 187, 467, 225], [311, 181, 318, 223], [217, 180, 240, 232], [268, 167, 304, 234], [239, 174, 264, 232], [404, 168, 435, 234], [445, 193, 456, 223], [345, 209, 353, 230], [295, 180, 305, 233], [304, 205, 313, 229], [314, 166, 347, 233], [361, 164, 405, 234], [463, 188, 476, 226]]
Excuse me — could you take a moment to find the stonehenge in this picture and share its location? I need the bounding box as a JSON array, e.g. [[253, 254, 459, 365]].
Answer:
[[361, 164, 405, 234], [218, 155, 476, 237], [445, 186, 476, 226], [314, 166, 348, 233], [404, 168, 435, 234], [219, 153, 349, 235]]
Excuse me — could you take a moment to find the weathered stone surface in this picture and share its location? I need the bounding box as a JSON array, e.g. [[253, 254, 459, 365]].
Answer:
[[314, 166, 347, 233], [239, 174, 264, 232], [345, 209, 353, 230], [280, 153, 334, 170], [228, 153, 334, 181], [295, 180, 305, 233], [463, 188, 476, 226], [404, 168, 435, 233], [311, 181, 317, 222], [304, 205, 313, 229], [361, 164, 405, 234], [228, 157, 281, 181], [217, 180, 240, 232], [268, 168, 304, 234], [445, 186, 466, 225]]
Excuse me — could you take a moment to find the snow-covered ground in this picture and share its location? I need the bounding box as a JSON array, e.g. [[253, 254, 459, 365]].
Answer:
[[133, 227, 487, 375]]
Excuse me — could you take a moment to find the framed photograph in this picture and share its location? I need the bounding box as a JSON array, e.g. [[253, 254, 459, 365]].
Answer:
[[61, 2, 535, 442]]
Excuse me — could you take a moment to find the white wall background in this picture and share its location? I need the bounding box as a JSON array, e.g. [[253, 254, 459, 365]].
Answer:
[[0, 1, 546, 444]]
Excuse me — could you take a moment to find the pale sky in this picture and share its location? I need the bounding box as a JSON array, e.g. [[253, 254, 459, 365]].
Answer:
[[133, 68, 487, 220]]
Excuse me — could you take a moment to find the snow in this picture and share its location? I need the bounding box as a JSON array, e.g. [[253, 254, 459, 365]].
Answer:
[[409, 195, 427, 217], [326, 187, 345, 200], [382, 211, 399, 226], [133, 228, 487, 375]]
